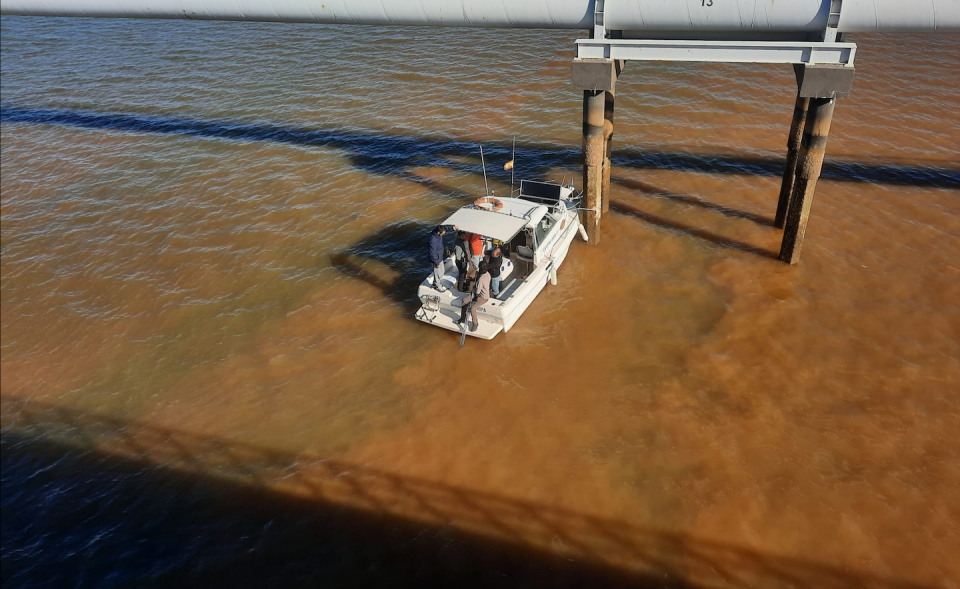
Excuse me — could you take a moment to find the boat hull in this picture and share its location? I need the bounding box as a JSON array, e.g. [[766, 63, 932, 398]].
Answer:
[[415, 205, 580, 340]]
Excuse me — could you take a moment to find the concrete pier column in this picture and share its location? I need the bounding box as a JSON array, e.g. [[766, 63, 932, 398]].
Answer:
[[601, 89, 616, 214], [582, 89, 606, 244], [774, 95, 810, 229], [779, 96, 836, 264], [571, 58, 621, 245], [776, 63, 855, 264]]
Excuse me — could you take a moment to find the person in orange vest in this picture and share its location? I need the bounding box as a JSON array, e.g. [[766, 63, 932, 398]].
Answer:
[[466, 232, 484, 273]]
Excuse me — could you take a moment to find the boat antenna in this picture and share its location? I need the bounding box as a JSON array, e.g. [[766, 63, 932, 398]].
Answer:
[[480, 144, 489, 196], [510, 135, 516, 196]]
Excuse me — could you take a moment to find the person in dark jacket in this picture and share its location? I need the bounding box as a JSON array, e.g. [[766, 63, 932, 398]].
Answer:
[[487, 246, 503, 299], [427, 224, 457, 292], [454, 231, 470, 292]]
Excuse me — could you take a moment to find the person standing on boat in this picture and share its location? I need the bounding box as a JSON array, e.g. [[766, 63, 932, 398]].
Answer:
[[487, 246, 503, 299], [467, 232, 484, 272], [428, 224, 457, 292], [454, 231, 470, 292], [458, 260, 491, 332]]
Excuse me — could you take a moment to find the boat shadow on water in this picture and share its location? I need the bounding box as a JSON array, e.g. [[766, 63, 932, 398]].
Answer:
[[0, 396, 931, 589], [329, 220, 442, 315]]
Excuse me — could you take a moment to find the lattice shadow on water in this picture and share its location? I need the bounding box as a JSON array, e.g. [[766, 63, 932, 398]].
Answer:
[[0, 396, 932, 589]]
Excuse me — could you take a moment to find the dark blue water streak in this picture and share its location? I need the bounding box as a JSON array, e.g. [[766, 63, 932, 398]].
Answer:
[[3, 105, 958, 190]]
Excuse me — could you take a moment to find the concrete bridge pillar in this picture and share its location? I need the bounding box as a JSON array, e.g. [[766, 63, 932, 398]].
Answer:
[[775, 95, 810, 229], [778, 64, 855, 264], [572, 58, 622, 244], [779, 96, 837, 264], [581, 89, 606, 243]]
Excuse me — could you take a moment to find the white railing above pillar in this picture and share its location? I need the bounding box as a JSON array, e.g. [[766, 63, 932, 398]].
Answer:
[[574, 38, 857, 66]]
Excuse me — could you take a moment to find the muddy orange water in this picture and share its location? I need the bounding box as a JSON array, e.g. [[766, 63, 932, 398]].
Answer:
[[1, 18, 959, 588]]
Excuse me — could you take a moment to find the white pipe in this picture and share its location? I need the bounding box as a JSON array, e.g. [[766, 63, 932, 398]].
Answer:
[[839, 0, 960, 32], [604, 0, 960, 33], [605, 0, 830, 32], [0, 0, 594, 27], [1, 0, 957, 31]]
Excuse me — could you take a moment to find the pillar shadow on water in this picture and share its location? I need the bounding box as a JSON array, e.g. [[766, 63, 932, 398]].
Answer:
[[611, 177, 777, 227], [2, 105, 958, 190], [609, 200, 779, 260], [0, 396, 931, 589]]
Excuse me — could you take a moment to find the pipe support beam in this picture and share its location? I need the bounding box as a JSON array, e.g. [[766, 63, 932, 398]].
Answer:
[[575, 38, 857, 66]]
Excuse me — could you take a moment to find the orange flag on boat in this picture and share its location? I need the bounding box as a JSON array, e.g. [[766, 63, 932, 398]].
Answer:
[[503, 160, 514, 170]]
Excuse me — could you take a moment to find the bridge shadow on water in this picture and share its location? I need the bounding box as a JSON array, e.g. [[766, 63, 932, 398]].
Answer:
[[7, 104, 957, 270], [4, 104, 956, 271], [2, 105, 959, 190], [0, 396, 931, 589]]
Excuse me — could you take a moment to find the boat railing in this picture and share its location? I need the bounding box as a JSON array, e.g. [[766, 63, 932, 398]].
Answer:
[[512, 187, 583, 206]]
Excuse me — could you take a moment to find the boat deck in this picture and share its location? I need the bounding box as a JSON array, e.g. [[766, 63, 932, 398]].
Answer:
[[414, 305, 503, 340]]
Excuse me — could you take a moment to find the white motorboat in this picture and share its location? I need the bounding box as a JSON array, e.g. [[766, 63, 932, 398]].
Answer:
[[415, 179, 586, 340]]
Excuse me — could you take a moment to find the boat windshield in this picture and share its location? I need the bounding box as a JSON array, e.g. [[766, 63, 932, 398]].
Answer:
[[534, 213, 555, 247]]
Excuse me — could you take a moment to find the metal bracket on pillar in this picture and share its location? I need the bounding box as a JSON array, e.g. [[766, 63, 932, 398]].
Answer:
[[824, 0, 843, 42], [571, 58, 620, 93], [794, 63, 856, 99], [592, 0, 606, 40]]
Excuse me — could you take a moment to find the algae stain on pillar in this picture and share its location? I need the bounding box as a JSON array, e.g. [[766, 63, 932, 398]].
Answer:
[[582, 89, 606, 244], [775, 95, 810, 229], [602, 89, 616, 215], [779, 96, 837, 264]]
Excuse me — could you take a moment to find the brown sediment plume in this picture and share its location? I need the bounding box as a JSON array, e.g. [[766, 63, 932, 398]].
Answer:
[[2, 25, 958, 588]]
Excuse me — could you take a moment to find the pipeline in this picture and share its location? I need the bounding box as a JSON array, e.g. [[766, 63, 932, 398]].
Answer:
[[2, 0, 958, 32]]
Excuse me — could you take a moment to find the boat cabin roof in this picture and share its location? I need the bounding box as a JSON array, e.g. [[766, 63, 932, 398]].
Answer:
[[441, 198, 548, 242]]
